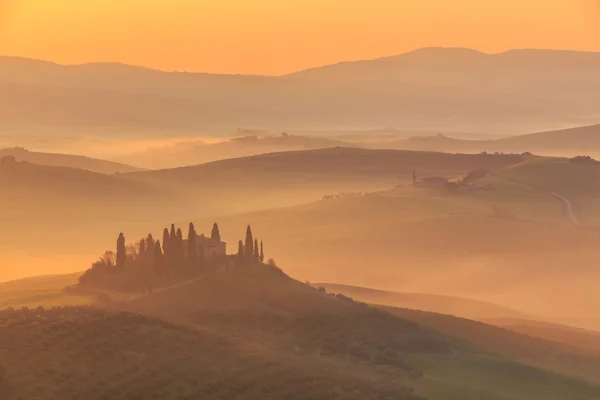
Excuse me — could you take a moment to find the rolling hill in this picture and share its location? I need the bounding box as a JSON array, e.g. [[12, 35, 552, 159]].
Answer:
[[384, 124, 600, 158], [0, 147, 141, 174], [2, 48, 599, 135], [6, 262, 600, 400], [117, 134, 357, 169], [316, 284, 529, 321]]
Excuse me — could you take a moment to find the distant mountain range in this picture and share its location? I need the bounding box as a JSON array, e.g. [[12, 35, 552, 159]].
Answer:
[[1, 48, 599, 136]]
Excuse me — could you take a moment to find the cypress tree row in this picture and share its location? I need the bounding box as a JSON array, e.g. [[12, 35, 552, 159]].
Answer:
[[254, 239, 259, 261]]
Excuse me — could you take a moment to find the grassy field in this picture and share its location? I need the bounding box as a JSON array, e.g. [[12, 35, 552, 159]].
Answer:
[[411, 354, 600, 400], [0, 273, 91, 309]]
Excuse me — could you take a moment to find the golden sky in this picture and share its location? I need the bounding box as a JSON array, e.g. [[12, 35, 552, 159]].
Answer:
[[0, 0, 599, 75]]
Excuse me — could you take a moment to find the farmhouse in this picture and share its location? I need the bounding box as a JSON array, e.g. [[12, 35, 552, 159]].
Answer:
[[183, 234, 227, 261]]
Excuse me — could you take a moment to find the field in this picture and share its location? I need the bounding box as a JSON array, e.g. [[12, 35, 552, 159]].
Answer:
[[0, 273, 90, 309]]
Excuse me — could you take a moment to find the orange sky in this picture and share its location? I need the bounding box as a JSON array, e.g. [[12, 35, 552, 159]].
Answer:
[[0, 0, 599, 75]]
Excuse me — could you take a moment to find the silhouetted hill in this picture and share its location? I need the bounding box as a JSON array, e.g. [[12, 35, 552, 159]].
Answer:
[[2, 48, 599, 134], [0, 147, 140, 174]]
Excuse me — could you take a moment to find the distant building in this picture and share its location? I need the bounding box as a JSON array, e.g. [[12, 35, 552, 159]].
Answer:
[[183, 234, 227, 261]]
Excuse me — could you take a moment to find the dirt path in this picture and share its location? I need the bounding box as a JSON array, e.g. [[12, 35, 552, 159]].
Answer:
[[551, 192, 582, 227]]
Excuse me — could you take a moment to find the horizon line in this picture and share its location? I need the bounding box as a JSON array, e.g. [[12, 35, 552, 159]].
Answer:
[[1, 46, 599, 77]]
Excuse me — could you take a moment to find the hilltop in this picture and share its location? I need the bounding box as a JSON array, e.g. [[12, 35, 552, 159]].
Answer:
[[2, 48, 599, 134]]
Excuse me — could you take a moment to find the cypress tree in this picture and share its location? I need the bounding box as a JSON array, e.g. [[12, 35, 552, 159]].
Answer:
[[139, 239, 146, 264], [162, 228, 170, 256], [170, 224, 176, 241], [237, 240, 244, 261], [154, 240, 163, 272], [260, 241, 264, 262], [211, 223, 221, 242], [116, 233, 126, 268], [188, 222, 198, 266], [146, 234, 155, 255], [245, 226, 254, 261], [254, 239, 259, 261]]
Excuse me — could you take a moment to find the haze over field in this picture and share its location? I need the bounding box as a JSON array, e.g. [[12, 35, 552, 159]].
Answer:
[[2, 3, 600, 399]]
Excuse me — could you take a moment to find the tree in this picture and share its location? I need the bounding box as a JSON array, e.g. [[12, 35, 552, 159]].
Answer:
[[237, 240, 244, 261], [245, 226, 254, 261], [146, 234, 155, 256], [162, 228, 170, 256], [116, 233, 126, 268], [412, 170, 417, 184], [139, 238, 146, 258], [188, 222, 198, 266], [254, 239, 259, 261], [154, 240, 163, 272], [211, 223, 221, 242], [260, 241, 264, 262]]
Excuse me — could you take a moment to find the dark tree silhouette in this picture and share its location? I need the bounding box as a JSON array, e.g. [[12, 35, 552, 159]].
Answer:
[[211, 223, 221, 242], [170, 224, 176, 241], [237, 240, 244, 261], [154, 240, 163, 271], [116, 233, 127, 268], [188, 222, 198, 266], [260, 241, 264, 262], [146, 234, 155, 256], [139, 239, 146, 258], [162, 228, 170, 256], [254, 239, 259, 261], [245, 226, 254, 261]]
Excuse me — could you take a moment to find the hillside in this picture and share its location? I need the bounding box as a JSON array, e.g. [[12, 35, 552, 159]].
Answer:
[[488, 319, 600, 356], [384, 124, 600, 158], [125, 263, 600, 398], [386, 307, 600, 385], [317, 284, 528, 321], [117, 134, 357, 169], [2, 48, 599, 134], [3, 263, 600, 399], [0, 147, 140, 174], [195, 161, 600, 329]]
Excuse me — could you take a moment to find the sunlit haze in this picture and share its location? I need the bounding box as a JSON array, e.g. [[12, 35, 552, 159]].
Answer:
[[0, 0, 599, 74]]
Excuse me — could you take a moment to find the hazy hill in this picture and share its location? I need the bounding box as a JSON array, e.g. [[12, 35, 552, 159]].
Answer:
[[489, 319, 600, 356], [118, 134, 356, 169], [317, 284, 528, 321], [0, 147, 140, 174], [2, 48, 599, 134], [389, 124, 600, 157]]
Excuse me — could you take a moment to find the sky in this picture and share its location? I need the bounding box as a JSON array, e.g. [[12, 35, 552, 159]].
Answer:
[[0, 0, 599, 75]]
